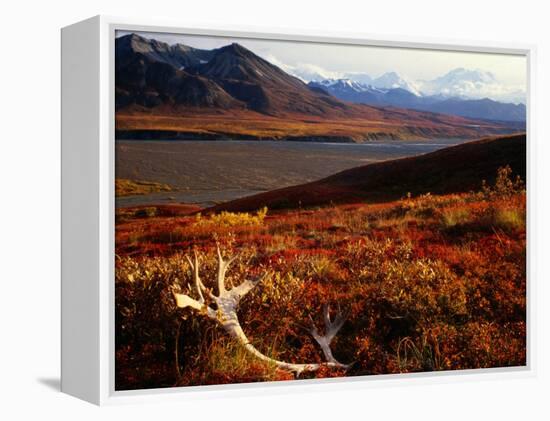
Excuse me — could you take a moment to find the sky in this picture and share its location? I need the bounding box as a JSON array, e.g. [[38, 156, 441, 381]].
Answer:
[[116, 30, 527, 102]]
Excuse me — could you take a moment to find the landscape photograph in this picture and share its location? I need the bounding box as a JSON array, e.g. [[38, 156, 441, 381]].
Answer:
[[114, 30, 527, 390]]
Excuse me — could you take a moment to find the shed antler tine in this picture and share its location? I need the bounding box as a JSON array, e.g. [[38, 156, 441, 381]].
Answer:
[[323, 303, 332, 328], [185, 255, 194, 270]]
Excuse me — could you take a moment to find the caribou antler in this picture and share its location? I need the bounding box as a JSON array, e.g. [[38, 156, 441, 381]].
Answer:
[[172, 246, 350, 375], [308, 303, 349, 366]]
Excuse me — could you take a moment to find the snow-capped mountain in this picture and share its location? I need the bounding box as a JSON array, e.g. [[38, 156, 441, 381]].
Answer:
[[237, 51, 526, 119], [309, 78, 526, 122], [318, 72, 422, 96], [341, 72, 373, 85], [370, 72, 422, 96], [309, 79, 394, 105], [417, 68, 525, 104], [313, 78, 386, 94], [279, 60, 525, 105]]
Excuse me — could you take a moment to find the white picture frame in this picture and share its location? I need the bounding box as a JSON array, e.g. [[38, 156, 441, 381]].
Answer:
[[61, 15, 535, 405]]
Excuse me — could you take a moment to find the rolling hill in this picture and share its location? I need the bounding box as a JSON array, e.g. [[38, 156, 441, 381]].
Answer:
[[206, 133, 526, 212]]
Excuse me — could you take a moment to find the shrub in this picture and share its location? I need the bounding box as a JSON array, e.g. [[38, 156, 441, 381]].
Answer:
[[195, 207, 268, 228], [308, 255, 339, 279], [115, 255, 183, 389], [395, 192, 464, 219], [380, 258, 468, 327], [134, 207, 157, 218], [396, 334, 442, 372], [481, 165, 525, 200]]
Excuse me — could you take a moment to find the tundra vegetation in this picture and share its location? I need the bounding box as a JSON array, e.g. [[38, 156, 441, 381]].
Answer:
[[115, 166, 526, 390], [115, 178, 173, 197]]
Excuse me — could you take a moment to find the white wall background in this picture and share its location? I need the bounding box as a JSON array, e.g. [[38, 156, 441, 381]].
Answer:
[[1, 0, 547, 419]]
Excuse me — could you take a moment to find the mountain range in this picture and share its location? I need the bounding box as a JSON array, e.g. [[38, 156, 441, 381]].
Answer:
[[309, 78, 526, 122], [284, 64, 525, 105], [116, 34, 359, 117], [115, 33, 522, 142]]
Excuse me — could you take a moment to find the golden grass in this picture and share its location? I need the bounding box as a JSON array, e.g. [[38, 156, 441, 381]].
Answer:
[[116, 110, 501, 142], [116, 178, 173, 197]]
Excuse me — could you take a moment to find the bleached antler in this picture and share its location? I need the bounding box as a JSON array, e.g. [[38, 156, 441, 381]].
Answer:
[[308, 303, 349, 366], [172, 246, 350, 375]]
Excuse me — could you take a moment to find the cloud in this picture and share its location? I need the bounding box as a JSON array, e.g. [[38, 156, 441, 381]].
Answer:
[[417, 69, 526, 103], [265, 54, 342, 82]]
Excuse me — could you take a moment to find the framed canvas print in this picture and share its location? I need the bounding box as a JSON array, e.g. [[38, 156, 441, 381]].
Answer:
[[61, 16, 533, 405]]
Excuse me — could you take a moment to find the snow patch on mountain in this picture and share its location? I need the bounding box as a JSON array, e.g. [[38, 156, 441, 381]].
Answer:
[[316, 78, 368, 91], [370, 72, 422, 96], [314, 78, 391, 95]]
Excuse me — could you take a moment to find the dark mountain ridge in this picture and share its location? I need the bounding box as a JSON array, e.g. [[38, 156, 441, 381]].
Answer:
[[115, 33, 215, 70], [116, 34, 351, 115], [115, 35, 241, 110], [184, 42, 357, 116]]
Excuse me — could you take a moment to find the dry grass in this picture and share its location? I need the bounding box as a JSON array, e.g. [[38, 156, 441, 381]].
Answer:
[[116, 110, 508, 142], [116, 178, 173, 197]]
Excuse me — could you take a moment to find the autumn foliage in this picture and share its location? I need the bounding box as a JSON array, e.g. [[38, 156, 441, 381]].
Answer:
[[115, 167, 526, 390]]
